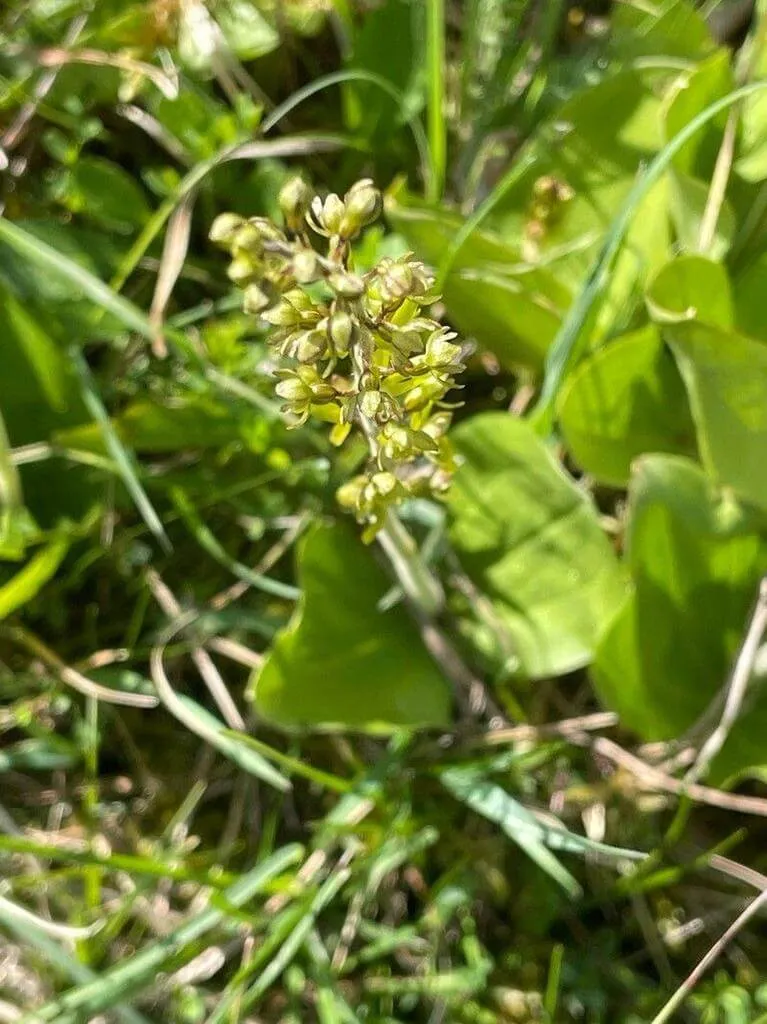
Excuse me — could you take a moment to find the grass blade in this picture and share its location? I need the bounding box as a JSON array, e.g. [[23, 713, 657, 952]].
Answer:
[[149, 645, 290, 792], [440, 766, 582, 897], [70, 348, 170, 552], [17, 844, 304, 1024], [426, 0, 446, 202], [441, 766, 645, 898], [261, 70, 432, 195], [0, 905, 152, 1024], [0, 216, 153, 340]]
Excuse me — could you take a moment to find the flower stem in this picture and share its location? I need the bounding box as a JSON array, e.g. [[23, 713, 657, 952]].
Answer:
[[377, 511, 444, 619]]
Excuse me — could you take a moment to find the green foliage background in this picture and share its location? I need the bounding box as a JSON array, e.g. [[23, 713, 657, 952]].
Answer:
[[3, 1, 767, 1021]]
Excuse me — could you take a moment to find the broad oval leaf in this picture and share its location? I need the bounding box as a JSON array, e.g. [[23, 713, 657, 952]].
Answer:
[[593, 455, 767, 782], [557, 324, 697, 487], [447, 413, 627, 678], [53, 157, 150, 233], [251, 522, 451, 731]]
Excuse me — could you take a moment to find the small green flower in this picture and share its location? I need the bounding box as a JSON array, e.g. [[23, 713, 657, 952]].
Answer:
[[274, 365, 337, 425]]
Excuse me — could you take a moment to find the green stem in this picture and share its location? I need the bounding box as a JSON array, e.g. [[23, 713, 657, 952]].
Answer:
[[377, 511, 444, 619]]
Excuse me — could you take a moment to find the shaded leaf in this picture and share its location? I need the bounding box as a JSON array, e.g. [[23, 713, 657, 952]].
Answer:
[[387, 196, 566, 371], [593, 455, 767, 782], [667, 172, 735, 259], [252, 522, 451, 731], [732, 252, 767, 342], [345, 0, 425, 139], [57, 396, 253, 454], [447, 413, 627, 678], [52, 157, 150, 233], [663, 49, 733, 177], [0, 283, 93, 523]]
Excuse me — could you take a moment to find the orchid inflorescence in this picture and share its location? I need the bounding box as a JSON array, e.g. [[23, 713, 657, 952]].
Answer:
[[210, 177, 464, 539]]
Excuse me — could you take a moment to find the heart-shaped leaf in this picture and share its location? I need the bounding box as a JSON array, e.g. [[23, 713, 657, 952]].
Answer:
[[646, 253, 733, 328], [251, 522, 451, 731]]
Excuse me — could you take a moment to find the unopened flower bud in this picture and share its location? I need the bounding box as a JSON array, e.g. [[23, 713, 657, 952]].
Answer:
[[275, 376, 310, 403], [292, 248, 318, 283], [337, 475, 366, 510], [243, 283, 270, 314], [293, 330, 326, 364], [227, 254, 258, 284], [339, 179, 382, 238], [328, 310, 353, 354], [278, 175, 312, 232], [371, 471, 399, 497], [328, 271, 365, 298], [209, 212, 245, 247], [311, 193, 345, 236], [232, 221, 269, 256]]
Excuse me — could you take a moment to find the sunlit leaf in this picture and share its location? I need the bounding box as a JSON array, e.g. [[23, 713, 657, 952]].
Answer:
[[447, 413, 627, 678], [668, 321, 767, 513], [252, 522, 451, 731], [557, 324, 697, 487]]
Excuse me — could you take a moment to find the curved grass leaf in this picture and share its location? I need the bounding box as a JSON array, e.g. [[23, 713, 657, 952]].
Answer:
[[70, 348, 170, 553]]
